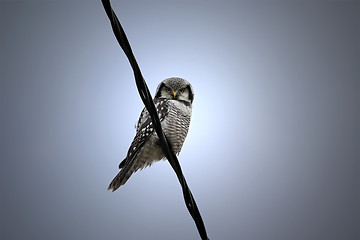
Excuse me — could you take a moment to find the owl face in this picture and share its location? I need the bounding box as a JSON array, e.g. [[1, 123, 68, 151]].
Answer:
[[155, 77, 194, 103]]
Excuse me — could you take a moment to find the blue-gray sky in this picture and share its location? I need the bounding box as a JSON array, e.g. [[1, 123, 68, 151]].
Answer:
[[1, 1, 359, 240]]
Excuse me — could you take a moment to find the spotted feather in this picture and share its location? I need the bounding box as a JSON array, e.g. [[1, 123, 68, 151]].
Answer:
[[119, 98, 169, 168]]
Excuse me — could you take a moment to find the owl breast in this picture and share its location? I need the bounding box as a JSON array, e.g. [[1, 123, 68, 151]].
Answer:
[[131, 99, 192, 170], [162, 99, 192, 154]]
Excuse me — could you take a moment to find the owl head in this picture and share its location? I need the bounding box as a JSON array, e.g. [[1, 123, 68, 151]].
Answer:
[[155, 77, 194, 103]]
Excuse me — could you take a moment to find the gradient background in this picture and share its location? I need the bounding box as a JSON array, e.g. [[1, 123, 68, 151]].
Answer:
[[1, 1, 359, 240]]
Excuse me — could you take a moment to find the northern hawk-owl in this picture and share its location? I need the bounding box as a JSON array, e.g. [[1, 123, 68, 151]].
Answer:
[[108, 77, 194, 191]]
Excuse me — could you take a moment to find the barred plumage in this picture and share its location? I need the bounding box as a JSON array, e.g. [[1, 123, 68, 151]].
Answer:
[[108, 77, 194, 191]]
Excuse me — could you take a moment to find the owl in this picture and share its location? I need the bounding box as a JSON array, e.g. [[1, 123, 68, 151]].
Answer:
[[108, 77, 194, 191]]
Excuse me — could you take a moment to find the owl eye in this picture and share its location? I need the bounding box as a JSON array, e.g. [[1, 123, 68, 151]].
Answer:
[[179, 88, 185, 94], [166, 87, 171, 93]]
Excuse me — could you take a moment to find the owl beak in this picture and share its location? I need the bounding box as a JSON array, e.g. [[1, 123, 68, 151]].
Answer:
[[173, 92, 177, 98]]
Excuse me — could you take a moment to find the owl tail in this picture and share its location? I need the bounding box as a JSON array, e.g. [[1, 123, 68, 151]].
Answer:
[[108, 156, 139, 191], [108, 168, 134, 192]]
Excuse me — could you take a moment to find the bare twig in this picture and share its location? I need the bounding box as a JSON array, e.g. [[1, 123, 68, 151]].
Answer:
[[101, 1, 209, 239]]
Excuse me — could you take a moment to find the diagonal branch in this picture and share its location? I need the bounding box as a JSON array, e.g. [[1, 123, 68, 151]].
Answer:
[[101, 1, 209, 239]]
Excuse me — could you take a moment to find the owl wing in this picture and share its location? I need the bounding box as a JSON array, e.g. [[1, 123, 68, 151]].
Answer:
[[108, 98, 170, 191], [118, 98, 169, 169]]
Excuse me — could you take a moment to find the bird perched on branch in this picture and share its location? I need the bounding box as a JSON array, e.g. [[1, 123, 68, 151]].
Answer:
[[108, 77, 194, 191]]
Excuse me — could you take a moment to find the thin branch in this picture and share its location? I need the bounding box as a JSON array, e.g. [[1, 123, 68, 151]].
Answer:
[[101, 1, 209, 239]]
